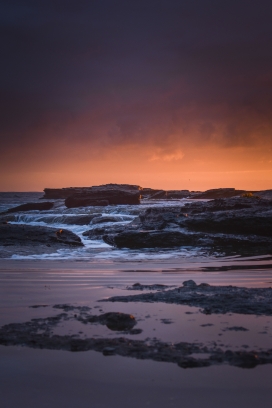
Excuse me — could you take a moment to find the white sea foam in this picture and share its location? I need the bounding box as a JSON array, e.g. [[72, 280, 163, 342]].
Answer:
[[3, 195, 191, 260], [0, 193, 251, 262]]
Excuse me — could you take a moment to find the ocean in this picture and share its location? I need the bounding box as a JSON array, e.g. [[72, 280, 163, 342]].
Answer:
[[1, 191, 272, 271]]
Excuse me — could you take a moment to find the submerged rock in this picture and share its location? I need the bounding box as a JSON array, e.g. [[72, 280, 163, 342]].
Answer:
[[1, 309, 272, 369], [103, 282, 272, 316]]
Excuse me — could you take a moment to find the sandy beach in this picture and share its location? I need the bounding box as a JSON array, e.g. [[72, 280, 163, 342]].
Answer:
[[1, 259, 272, 408]]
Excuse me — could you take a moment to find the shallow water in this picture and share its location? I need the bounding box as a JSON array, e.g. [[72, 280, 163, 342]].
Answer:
[[1, 260, 272, 408]]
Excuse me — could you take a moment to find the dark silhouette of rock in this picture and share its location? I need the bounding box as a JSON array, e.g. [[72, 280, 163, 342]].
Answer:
[[91, 216, 124, 224], [103, 230, 272, 255], [83, 312, 136, 331], [190, 188, 248, 199], [3, 202, 54, 213], [102, 197, 272, 255], [256, 189, 272, 199], [103, 231, 200, 249], [42, 183, 271, 201], [149, 190, 190, 199], [52, 214, 102, 225], [104, 281, 272, 316], [42, 183, 141, 199], [0, 224, 83, 247], [65, 188, 140, 208]]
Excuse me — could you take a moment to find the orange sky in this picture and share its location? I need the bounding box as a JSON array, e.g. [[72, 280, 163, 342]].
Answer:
[[1, 2, 272, 192], [1, 143, 272, 192]]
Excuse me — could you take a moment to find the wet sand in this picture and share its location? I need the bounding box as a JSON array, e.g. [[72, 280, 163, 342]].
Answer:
[[1, 259, 272, 407]]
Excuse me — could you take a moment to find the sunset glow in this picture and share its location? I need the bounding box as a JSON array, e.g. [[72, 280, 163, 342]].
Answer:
[[1, 1, 271, 191]]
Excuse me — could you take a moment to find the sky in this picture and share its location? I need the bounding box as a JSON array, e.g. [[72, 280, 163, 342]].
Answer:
[[1, 0, 272, 191]]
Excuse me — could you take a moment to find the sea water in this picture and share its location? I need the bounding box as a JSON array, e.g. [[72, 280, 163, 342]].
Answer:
[[1, 192, 272, 272]]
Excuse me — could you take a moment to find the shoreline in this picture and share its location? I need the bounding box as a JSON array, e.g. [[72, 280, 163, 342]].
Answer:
[[1, 258, 272, 406]]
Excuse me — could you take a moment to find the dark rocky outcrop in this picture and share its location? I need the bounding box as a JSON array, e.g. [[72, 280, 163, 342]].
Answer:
[[103, 231, 200, 249], [148, 190, 190, 199], [0, 224, 83, 247], [65, 188, 141, 208], [1, 301, 272, 368], [91, 215, 124, 224], [80, 312, 136, 331], [42, 183, 270, 201], [257, 189, 272, 199], [82, 217, 141, 240], [103, 230, 272, 255], [136, 198, 272, 237], [53, 214, 102, 225], [2, 202, 54, 213], [104, 280, 272, 316], [42, 184, 141, 199], [102, 197, 272, 255], [190, 188, 248, 199]]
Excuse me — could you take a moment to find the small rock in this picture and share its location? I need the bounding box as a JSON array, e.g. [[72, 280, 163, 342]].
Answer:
[[183, 280, 197, 288], [103, 347, 116, 356]]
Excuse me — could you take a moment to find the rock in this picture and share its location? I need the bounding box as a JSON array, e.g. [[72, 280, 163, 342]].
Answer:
[[65, 188, 140, 208], [42, 184, 141, 199], [190, 188, 248, 199], [0, 224, 83, 247], [103, 231, 200, 249], [55, 214, 102, 225], [84, 312, 136, 331], [127, 283, 172, 291], [139, 207, 183, 230], [91, 216, 124, 224], [183, 280, 197, 288], [83, 221, 140, 240], [2, 202, 54, 213], [1, 306, 272, 369], [83, 225, 128, 240], [99, 197, 271, 254], [257, 189, 272, 199], [65, 197, 110, 207], [223, 326, 249, 332], [103, 347, 116, 355], [103, 283, 272, 316], [182, 206, 272, 237], [140, 188, 165, 198], [149, 190, 190, 199]]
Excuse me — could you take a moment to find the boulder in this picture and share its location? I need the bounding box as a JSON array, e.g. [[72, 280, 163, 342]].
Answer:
[[3, 202, 54, 213], [54, 214, 102, 225], [0, 224, 83, 247], [65, 189, 140, 208], [84, 312, 136, 331], [91, 216, 124, 224], [83, 220, 140, 240], [103, 231, 200, 249]]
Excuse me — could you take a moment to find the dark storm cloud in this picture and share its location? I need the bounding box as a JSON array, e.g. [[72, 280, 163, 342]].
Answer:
[[1, 0, 272, 155]]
